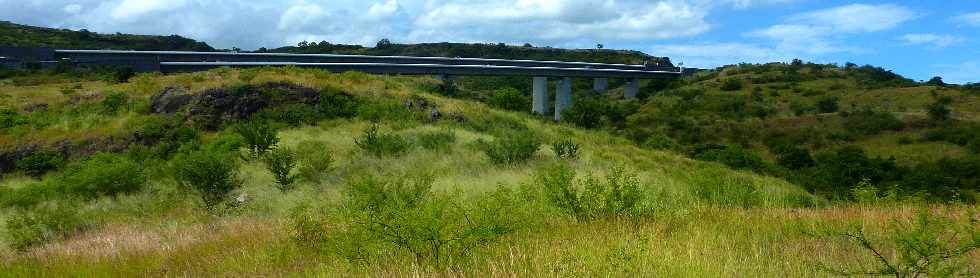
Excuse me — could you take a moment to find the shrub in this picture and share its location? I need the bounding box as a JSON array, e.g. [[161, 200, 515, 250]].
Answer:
[[927, 96, 953, 122], [641, 133, 675, 150], [416, 129, 456, 151], [172, 148, 242, 211], [487, 87, 530, 111], [356, 98, 415, 124], [257, 104, 319, 126], [58, 152, 146, 198], [295, 140, 333, 183], [692, 144, 773, 173], [842, 108, 904, 136], [533, 164, 643, 220], [551, 139, 580, 160], [355, 124, 411, 157], [818, 208, 980, 277], [561, 98, 607, 128], [774, 146, 814, 170], [291, 174, 518, 265], [16, 151, 64, 179], [110, 67, 135, 84], [265, 147, 298, 192], [101, 91, 129, 114], [235, 120, 279, 157], [810, 146, 898, 200], [720, 78, 744, 91], [319, 88, 358, 118], [816, 96, 839, 113], [6, 201, 87, 252], [479, 131, 541, 165]]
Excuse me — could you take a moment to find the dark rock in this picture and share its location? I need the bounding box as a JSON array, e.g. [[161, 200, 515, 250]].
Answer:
[[187, 82, 322, 129], [150, 86, 193, 114], [430, 108, 442, 120], [448, 112, 467, 123], [23, 103, 48, 113], [0, 144, 37, 173]]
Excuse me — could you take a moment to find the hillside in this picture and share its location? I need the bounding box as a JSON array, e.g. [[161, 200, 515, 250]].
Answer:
[[0, 21, 214, 51]]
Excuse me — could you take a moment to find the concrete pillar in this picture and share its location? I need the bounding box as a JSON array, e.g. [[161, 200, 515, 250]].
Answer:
[[532, 77, 548, 115], [625, 78, 639, 99], [593, 77, 608, 93], [554, 77, 572, 121]]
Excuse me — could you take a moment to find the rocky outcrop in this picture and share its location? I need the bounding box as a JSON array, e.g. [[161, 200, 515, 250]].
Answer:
[[150, 86, 193, 114]]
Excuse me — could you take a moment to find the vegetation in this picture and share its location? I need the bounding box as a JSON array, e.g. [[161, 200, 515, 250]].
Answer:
[[0, 21, 214, 51], [264, 147, 297, 192]]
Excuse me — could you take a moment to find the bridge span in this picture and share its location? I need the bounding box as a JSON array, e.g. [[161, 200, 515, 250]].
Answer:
[[0, 47, 684, 121]]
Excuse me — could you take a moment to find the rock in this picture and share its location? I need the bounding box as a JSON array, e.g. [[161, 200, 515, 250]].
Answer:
[[187, 82, 322, 129], [23, 103, 48, 113], [430, 107, 442, 120], [0, 144, 37, 173], [150, 86, 193, 114]]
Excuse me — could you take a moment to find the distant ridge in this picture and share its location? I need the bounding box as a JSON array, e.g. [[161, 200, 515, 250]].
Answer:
[[0, 21, 214, 51]]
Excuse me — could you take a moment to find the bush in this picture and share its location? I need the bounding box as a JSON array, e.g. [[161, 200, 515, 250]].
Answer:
[[641, 133, 675, 150], [101, 91, 129, 114], [551, 139, 580, 160], [816, 96, 839, 113], [416, 129, 456, 151], [235, 120, 279, 157], [487, 87, 530, 111], [16, 151, 64, 179], [773, 146, 814, 170], [265, 147, 298, 192], [692, 144, 773, 173], [842, 108, 904, 136], [897, 135, 915, 145], [6, 201, 87, 252], [58, 152, 146, 198], [532, 164, 643, 220], [295, 140, 333, 183], [172, 148, 242, 211], [810, 146, 898, 200], [927, 96, 953, 122], [818, 208, 980, 277], [291, 174, 518, 265], [257, 104, 319, 126], [355, 124, 411, 157], [561, 98, 606, 128], [319, 88, 358, 118], [720, 78, 744, 91], [479, 131, 541, 164]]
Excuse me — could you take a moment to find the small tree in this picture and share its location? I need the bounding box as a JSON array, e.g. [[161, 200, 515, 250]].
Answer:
[[551, 139, 580, 160], [265, 148, 298, 192], [173, 149, 242, 212], [235, 121, 279, 157], [487, 87, 530, 111], [927, 96, 953, 122], [816, 96, 839, 113]]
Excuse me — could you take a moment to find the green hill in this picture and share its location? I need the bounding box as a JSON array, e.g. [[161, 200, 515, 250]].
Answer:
[[0, 21, 214, 51]]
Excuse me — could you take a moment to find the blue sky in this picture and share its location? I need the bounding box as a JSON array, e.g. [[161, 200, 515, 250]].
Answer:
[[2, 0, 979, 83]]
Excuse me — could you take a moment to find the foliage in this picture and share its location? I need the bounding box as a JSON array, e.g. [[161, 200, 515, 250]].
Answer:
[[479, 131, 541, 165], [691, 144, 774, 174], [816, 96, 839, 113], [532, 164, 643, 220], [172, 147, 242, 212], [820, 208, 980, 277], [58, 152, 146, 198], [5, 200, 87, 252], [551, 139, 580, 160], [487, 87, 530, 111], [927, 96, 953, 122], [561, 97, 607, 129], [355, 124, 411, 157], [100, 91, 130, 114], [0, 21, 214, 51], [641, 133, 675, 150], [264, 147, 298, 192], [234, 120, 279, 157], [720, 78, 744, 91], [294, 140, 333, 183], [318, 88, 359, 119], [16, 151, 64, 179], [416, 129, 456, 151], [809, 146, 898, 200], [842, 108, 904, 136]]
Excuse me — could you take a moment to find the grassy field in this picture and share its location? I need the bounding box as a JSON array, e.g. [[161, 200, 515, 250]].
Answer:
[[1, 68, 978, 276]]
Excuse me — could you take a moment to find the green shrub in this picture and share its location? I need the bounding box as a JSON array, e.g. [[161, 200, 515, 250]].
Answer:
[[818, 208, 980, 277], [532, 164, 643, 220], [927, 96, 953, 122], [234, 120, 279, 157], [416, 129, 456, 151], [110, 67, 135, 83], [356, 98, 415, 124], [479, 131, 541, 165], [172, 148, 242, 211], [897, 135, 915, 145], [291, 174, 518, 265], [641, 133, 675, 150], [842, 108, 904, 136], [774, 146, 814, 170], [692, 144, 773, 173], [551, 139, 580, 160], [355, 124, 411, 157], [816, 96, 839, 113], [58, 152, 146, 198], [16, 151, 64, 179], [5, 200, 88, 252], [319, 88, 358, 118], [487, 87, 530, 111], [720, 78, 744, 91], [295, 140, 334, 183], [101, 91, 130, 114], [265, 147, 298, 192], [0, 108, 27, 129], [561, 98, 607, 129], [257, 104, 319, 126]]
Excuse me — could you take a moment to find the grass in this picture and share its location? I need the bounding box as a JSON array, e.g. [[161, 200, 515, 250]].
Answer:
[[1, 67, 978, 276]]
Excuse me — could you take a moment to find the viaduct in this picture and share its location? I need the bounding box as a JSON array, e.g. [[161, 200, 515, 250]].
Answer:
[[0, 47, 685, 121]]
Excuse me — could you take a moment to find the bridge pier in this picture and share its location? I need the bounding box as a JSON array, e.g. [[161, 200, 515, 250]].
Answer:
[[555, 77, 572, 121], [624, 78, 639, 99], [532, 77, 548, 115], [593, 78, 608, 93]]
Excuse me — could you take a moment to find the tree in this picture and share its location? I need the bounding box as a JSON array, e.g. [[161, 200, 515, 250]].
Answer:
[[928, 96, 953, 122], [926, 76, 946, 87], [298, 41, 309, 48], [596, 43, 604, 49], [376, 38, 392, 49]]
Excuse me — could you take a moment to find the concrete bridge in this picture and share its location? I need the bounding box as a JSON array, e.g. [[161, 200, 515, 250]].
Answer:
[[0, 47, 684, 121]]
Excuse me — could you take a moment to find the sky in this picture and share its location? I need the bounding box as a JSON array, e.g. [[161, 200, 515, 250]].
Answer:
[[2, 0, 979, 83]]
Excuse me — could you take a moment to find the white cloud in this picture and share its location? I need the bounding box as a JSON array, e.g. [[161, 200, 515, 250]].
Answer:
[[62, 4, 82, 14], [723, 0, 795, 9], [901, 33, 965, 48], [366, 0, 400, 19], [110, 0, 187, 21], [789, 4, 915, 33], [649, 43, 792, 68], [953, 12, 980, 27], [277, 3, 328, 30]]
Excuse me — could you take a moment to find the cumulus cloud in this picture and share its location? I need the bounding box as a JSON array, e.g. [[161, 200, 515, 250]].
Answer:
[[901, 33, 965, 48], [953, 12, 980, 27], [788, 4, 915, 33], [649, 43, 793, 68], [110, 0, 187, 21], [63, 4, 83, 14]]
